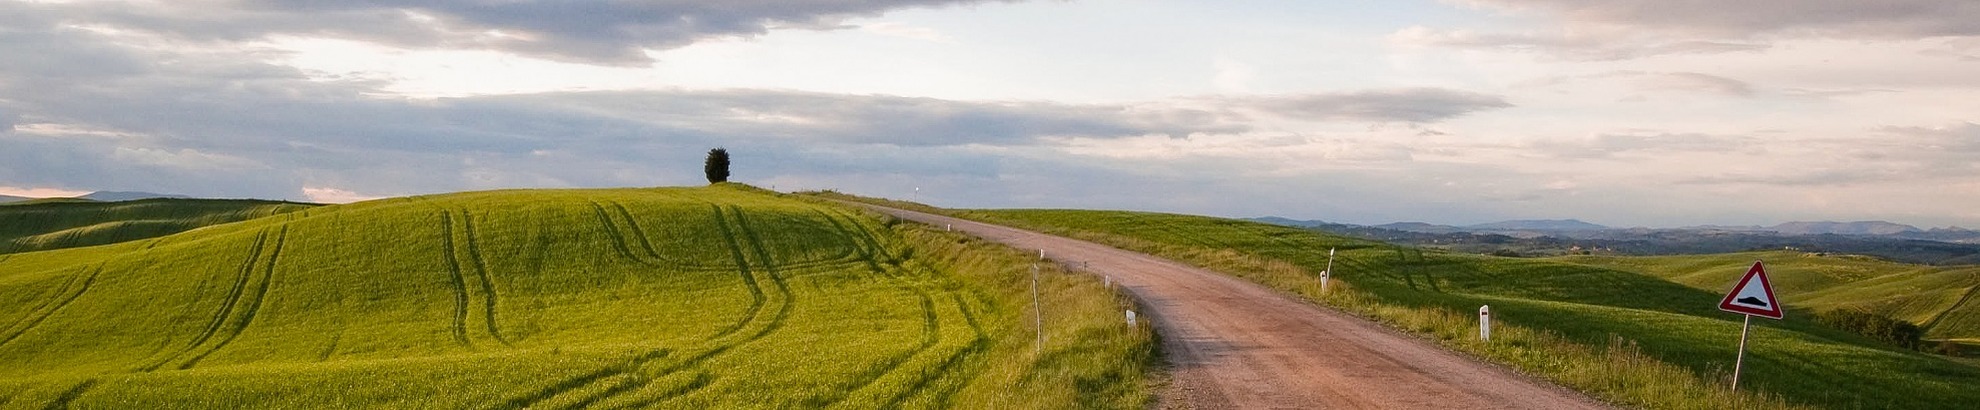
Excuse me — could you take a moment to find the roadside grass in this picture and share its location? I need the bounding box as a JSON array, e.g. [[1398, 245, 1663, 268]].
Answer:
[[0, 186, 1152, 409], [0, 198, 316, 255], [957, 209, 1980, 410]]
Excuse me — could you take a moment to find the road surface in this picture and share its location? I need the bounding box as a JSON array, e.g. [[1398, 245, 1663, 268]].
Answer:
[[855, 204, 1610, 409]]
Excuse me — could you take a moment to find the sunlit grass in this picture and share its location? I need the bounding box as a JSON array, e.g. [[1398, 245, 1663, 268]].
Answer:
[[0, 185, 1153, 409]]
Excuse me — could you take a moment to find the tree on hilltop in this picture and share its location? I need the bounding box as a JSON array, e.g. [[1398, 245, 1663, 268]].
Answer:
[[705, 148, 731, 184]]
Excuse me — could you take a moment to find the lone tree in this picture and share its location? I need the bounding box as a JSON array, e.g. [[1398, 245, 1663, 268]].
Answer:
[[704, 148, 731, 184]]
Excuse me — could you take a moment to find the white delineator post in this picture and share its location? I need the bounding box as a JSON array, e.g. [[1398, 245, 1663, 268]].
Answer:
[[1321, 248, 1336, 293], [1125, 310, 1137, 327], [1479, 305, 1491, 342]]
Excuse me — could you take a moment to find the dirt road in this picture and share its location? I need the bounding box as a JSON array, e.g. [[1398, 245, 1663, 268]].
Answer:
[[857, 204, 1610, 409]]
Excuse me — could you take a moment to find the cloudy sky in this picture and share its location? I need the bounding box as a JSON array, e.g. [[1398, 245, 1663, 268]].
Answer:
[[3, 0, 1978, 228]]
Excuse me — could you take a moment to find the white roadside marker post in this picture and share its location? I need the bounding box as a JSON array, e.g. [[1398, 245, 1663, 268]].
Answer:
[[1321, 248, 1336, 293], [1125, 310, 1137, 327], [1479, 305, 1492, 342]]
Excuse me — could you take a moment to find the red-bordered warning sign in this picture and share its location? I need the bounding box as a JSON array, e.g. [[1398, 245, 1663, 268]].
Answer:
[[1718, 261, 1784, 319]]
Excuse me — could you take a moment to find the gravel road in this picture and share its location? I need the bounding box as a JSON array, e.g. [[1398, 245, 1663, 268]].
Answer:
[[856, 204, 1611, 409]]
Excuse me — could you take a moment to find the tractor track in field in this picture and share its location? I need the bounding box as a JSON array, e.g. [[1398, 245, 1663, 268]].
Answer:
[[1, 267, 85, 338], [135, 229, 270, 371], [0, 265, 102, 350], [589, 202, 647, 267], [1923, 284, 1980, 332], [813, 214, 983, 409], [438, 213, 476, 349], [852, 203, 1611, 410], [504, 205, 801, 410], [456, 209, 511, 346], [179, 225, 288, 370], [44, 378, 97, 410]]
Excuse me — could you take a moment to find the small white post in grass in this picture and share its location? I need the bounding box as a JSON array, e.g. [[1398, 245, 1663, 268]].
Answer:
[[1039, 249, 1046, 260], [1104, 275, 1112, 289], [1321, 248, 1336, 293], [1479, 305, 1492, 342], [1032, 263, 1043, 353], [1125, 310, 1137, 327], [945, 223, 952, 231]]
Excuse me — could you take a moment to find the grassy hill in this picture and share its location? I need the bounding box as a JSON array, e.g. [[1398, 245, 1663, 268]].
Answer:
[[953, 208, 1980, 410], [0, 186, 1152, 409], [1558, 252, 1980, 341], [0, 198, 316, 255]]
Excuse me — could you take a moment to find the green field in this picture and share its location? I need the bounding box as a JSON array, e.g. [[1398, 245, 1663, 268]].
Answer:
[[1, 198, 316, 255], [954, 209, 1980, 409], [0, 186, 1153, 408]]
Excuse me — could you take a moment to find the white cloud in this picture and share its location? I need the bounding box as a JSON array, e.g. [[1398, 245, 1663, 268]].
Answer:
[[300, 187, 385, 204], [0, 186, 90, 198]]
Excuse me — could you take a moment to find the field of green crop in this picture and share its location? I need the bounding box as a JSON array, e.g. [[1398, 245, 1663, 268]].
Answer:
[[0, 198, 316, 255], [958, 209, 1980, 410], [0, 185, 1153, 409], [1559, 252, 1980, 341]]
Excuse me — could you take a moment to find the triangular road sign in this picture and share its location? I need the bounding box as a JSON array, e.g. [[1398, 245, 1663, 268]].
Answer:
[[1718, 261, 1784, 319]]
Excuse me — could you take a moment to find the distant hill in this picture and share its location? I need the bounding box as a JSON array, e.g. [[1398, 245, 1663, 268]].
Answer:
[[78, 191, 190, 202], [0, 194, 27, 204], [0, 198, 316, 254], [1466, 219, 1610, 231], [1253, 215, 1980, 260], [1371, 222, 1465, 234]]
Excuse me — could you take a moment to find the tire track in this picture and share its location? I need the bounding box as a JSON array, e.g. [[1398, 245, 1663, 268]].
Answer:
[[562, 205, 797, 409], [0, 265, 102, 350], [608, 203, 665, 261], [136, 229, 269, 372], [457, 210, 511, 346], [501, 204, 796, 410], [179, 225, 289, 369], [1923, 284, 1979, 332], [705, 204, 766, 340], [1, 269, 84, 338], [437, 213, 475, 350], [589, 202, 649, 267], [42, 378, 97, 410]]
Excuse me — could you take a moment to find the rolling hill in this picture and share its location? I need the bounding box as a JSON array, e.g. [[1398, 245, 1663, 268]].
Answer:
[[0, 198, 317, 255], [1558, 252, 1980, 341], [0, 186, 1152, 408], [0, 195, 26, 205], [954, 208, 1980, 409]]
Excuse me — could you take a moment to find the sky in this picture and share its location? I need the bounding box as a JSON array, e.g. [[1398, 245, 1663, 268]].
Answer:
[[2, 0, 1978, 228]]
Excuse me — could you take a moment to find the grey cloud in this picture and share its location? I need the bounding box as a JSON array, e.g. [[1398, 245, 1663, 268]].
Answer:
[[37, 0, 1016, 65], [469, 90, 1247, 146], [1231, 88, 1513, 123]]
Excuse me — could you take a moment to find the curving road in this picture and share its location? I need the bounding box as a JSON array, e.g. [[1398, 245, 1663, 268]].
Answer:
[[855, 204, 1609, 409]]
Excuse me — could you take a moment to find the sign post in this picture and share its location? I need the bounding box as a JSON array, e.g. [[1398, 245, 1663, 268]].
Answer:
[[1479, 305, 1491, 342], [1031, 263, 1043, 353], [1718, 260, 1783, 392], [1321, 248, 1335, 293]]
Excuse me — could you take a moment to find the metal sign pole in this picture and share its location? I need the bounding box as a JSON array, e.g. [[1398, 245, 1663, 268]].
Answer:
[[1732, 314, 1752, 392], [1032, 264, 1042, 353]]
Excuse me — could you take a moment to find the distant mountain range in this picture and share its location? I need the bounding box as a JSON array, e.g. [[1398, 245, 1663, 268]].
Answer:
[[1251, 217, 1980, 265]]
